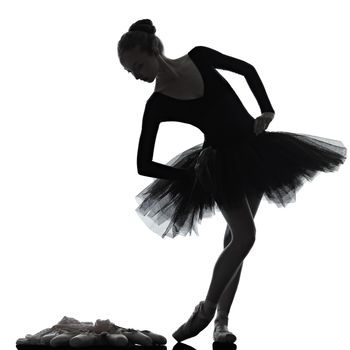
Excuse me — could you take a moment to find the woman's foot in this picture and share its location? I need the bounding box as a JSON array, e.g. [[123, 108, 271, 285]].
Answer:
[[213, 323, 236, 343], [213, 309, 236, 343], [172, 300, 216, 342]]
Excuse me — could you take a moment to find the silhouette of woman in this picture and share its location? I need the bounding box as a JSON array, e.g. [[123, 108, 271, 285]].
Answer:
[[118, 19, 347, 343]]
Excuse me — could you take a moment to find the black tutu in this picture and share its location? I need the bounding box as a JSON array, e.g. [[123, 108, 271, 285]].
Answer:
[[135, 130, 347, 239]]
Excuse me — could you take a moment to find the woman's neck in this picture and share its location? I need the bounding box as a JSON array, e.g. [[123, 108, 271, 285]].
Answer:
[[155, 54, 188, 91]]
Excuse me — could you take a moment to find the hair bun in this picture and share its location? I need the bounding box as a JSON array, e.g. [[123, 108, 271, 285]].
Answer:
[[129, 19, 156, 35]]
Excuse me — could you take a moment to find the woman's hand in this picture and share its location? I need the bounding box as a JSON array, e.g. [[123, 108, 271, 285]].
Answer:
[[253, 112, 274, 135]]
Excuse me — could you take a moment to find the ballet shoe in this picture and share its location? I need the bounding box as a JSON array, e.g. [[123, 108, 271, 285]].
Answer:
[[213, 323, 237, 343], [172, 300, 216, 342]]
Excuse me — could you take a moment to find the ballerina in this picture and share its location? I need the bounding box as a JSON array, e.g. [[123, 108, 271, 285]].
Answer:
[[118, 19, 347, 343]]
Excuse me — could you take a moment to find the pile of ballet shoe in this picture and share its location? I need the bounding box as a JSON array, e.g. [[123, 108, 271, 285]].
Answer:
[[16, 316, 167, 348]]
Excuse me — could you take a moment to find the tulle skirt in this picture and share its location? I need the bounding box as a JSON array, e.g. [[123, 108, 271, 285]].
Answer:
[[135, 130, 347, 239]]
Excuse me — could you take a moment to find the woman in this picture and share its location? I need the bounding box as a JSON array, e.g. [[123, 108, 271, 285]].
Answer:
[[118, 19, 347, 343]]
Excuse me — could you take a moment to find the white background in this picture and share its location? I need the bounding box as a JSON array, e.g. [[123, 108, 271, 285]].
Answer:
[[1, 1, 349, 349]]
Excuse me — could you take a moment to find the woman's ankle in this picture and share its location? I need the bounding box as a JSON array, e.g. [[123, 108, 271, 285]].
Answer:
[[214, 308, 229, 325]]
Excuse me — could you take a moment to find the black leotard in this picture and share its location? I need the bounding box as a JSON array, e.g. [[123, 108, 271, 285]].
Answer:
[[137, 46, 275, 181]]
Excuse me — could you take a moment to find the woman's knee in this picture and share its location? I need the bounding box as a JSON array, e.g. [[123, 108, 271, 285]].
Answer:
[[225, 233, 255, 259], [234, 230, 256, 253]]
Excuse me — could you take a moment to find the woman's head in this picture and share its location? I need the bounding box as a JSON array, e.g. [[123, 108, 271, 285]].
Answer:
[[118, 19, 164, 82]]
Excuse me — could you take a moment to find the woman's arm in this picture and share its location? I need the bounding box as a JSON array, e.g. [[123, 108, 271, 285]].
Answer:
[[137, 104, 192, 181], [194, 45, 275, 114]]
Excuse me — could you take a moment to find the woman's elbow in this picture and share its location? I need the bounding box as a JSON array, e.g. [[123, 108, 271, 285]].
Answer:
[[137, 163, 145, 175], [137, 160, 149, 176]]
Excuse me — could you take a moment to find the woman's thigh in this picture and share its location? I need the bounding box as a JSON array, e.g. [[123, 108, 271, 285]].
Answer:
[[223, 190, 264, 243], [217, 192, 256, 247], [246, 190, 264, 218]]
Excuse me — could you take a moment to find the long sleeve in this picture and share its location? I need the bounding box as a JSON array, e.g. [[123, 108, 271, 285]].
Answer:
[[137, 101, 191, 181], [195, 45, 275, 114]]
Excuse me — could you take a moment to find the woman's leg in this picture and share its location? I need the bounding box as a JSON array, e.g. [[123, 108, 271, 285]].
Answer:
[[172, 191, 257, 342], [215, 191, 264, 318], [204, 192, 257, 305]]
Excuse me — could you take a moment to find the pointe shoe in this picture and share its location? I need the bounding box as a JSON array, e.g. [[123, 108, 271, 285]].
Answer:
[[213, 323, 237, 343], [172, 301, 216, 342]]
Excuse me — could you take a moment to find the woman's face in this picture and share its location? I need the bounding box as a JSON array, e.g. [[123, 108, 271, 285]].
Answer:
[[121, 46, 158, 83]]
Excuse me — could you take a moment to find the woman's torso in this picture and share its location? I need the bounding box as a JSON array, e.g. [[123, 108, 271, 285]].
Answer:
[[148, 47, 256, 147]]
